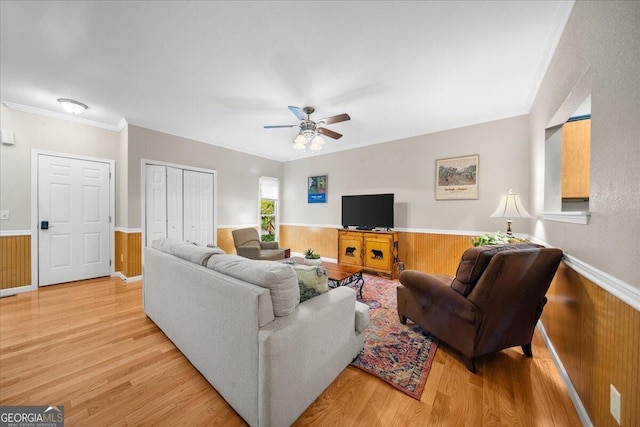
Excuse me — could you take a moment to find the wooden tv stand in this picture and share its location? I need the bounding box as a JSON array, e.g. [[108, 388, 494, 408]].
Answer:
[[337, 229, 399, 279]]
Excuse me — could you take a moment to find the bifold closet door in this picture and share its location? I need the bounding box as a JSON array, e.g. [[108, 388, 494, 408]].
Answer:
[[183, 170, 214, 246], [166, 167, 183, 240], [145, 165, 168, 247]]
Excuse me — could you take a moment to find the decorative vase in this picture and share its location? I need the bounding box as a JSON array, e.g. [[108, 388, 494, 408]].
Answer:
[[304, 257, 322, 266]]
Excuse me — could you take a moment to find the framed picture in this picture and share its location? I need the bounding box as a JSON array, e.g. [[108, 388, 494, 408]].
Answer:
[[308, 175, 327, 203], [435, 155, 479, 200]]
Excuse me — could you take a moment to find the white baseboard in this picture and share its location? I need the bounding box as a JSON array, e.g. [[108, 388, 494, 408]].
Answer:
[[0, 284, 36, 297], [537, 322, 593, 427], [113, 272, 142, 283]]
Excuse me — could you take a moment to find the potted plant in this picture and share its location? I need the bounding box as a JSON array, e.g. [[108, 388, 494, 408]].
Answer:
[[303, 248, 322, 265], [471, 231, 528, 247]]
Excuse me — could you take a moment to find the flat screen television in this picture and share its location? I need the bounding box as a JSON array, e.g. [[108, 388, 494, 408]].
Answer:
[[341, 193, 394, 230]]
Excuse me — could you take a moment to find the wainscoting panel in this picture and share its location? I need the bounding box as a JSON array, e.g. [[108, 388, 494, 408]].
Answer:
[[541, 263, 639, 427], [0, 235, 31, 289], [216, 228, 236, 255], [115, 231, 142, 278], [398, 232, 472, 275], [115, 231, 126, 275], [279, 225, 339, 259]]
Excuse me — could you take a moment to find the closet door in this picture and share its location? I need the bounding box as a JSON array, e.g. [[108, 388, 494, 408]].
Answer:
[[166, 167, 183, 240], [183, 170, 214, 245], [145, 165, 167, 247]]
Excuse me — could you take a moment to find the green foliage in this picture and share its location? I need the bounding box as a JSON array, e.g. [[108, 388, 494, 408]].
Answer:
[[471, 231, 527, 247], [304, 248, 320, 259], [260, 200, 276, 242], [260, 200, 275, 215], [261, 233, 275, 242]]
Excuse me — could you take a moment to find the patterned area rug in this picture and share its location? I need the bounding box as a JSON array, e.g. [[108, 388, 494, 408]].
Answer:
[[351, 275, 439, 400]]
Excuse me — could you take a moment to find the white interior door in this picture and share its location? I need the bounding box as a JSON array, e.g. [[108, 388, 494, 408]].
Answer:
[[145, 165, 167, 247], [38, 154, 110, 286], [166, 167, 183, 240], [183, 170, 214, 245]]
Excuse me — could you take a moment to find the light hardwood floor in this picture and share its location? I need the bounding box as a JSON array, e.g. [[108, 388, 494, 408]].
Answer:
[[0, 276, 582, 426]]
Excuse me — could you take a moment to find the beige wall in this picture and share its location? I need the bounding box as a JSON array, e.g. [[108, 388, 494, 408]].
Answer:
[[529, 1, 640, 288], [117, 124, 129, 226], [282, 115, 531, 233], [126, 125, 282, 229], [0, 105, 121, 230]]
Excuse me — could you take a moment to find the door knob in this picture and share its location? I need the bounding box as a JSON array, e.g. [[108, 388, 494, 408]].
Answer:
[[40, 221, 54, 230]]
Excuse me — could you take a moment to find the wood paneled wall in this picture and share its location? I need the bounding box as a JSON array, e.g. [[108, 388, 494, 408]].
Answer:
[[541, 263, 639, 426], [279, 225, 339, 259], [216, 227, 237, 255], [398, 232, 473, 275], [115, 231, 142, 278], [280, 225, 472, 275], [0, 235, 31, 290]]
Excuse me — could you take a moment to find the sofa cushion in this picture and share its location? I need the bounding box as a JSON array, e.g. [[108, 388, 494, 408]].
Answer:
[[151, 238, 225, 266], [151, 237, 187, 254], [451, 243, 541, 296], [207, 255, 299, 316], [290, 264, 329, 302], [173, 244, 225, 266]]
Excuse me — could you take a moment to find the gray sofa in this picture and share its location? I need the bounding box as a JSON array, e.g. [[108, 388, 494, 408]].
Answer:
[[143, 239, 369, 427]]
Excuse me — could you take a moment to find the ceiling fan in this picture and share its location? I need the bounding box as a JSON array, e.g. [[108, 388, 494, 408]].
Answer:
[[264, 106, 351, 151]]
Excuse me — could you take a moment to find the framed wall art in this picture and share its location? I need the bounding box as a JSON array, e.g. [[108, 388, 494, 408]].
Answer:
[[435, 155, 479, 200], [308, 175, 327, 203]]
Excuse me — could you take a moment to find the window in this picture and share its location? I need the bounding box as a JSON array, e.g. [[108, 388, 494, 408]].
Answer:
[[259, 177, 279, 242], [544, 70, 591, 224]]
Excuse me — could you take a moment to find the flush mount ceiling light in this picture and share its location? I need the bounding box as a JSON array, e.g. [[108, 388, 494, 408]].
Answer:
[[57, 98, 88, 114]]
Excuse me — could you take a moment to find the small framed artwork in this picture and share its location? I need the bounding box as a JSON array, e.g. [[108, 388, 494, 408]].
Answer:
[[308, 175, 327, 203], [435, 155, 479, 200]]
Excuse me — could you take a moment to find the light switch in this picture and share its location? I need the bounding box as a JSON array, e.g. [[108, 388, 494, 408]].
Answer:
[[0, 211, 9, 220]]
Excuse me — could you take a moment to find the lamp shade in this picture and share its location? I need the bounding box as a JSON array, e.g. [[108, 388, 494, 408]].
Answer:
[[490, 190, 532, 219]]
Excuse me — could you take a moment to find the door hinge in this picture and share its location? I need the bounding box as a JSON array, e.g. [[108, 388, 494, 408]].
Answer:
[[109, 216, 112, 223], [109, 259, 112, 267], [109, 172, 112, 179]]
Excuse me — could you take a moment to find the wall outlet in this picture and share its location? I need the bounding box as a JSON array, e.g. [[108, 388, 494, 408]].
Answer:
[[610, 384, 621, 425], [0, 211, 9, 220]]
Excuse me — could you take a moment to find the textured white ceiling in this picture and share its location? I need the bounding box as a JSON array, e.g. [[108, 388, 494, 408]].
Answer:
[[0, 1, 574, 161]]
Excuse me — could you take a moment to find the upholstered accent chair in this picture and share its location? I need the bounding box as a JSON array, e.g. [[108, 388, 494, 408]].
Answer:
[[232, 227, 285, 261], [397, 243, 563, 373]]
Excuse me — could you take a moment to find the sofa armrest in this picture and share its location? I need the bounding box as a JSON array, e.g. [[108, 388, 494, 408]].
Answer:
[[257, 286, 363, 427], [355, 301, 370, 333], [236, 245, 260, 259], [260, 241, 279, 250]]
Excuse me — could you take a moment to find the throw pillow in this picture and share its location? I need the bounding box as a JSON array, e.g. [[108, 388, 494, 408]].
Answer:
[[291, 264, 329, 302], [207, 255, 300, 316]]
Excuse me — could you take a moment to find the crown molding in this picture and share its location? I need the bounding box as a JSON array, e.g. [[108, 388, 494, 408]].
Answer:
[[2, 101, 127, 132]]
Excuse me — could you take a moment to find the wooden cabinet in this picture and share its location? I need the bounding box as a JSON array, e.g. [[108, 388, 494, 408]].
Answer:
[[562, 118, 590, 199], [338, 229, 398, 278]]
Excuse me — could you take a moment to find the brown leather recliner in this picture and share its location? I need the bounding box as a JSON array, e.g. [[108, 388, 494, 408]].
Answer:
[[232, 227, 285, 261], [397, 243, 563, 373]]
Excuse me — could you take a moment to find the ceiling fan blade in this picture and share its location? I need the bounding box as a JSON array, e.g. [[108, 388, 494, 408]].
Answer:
[[264, 124, 298, 129], [318, 113, 350, 125], [288, 106, 306, 121], [317, 127, 342, 139]]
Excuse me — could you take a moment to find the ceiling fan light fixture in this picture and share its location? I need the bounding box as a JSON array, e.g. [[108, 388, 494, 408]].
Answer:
[[309, 142, 322, 152], [57, 98, 88, 114], [311, 134, 325, 145], [293, 133, 307, 150]]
